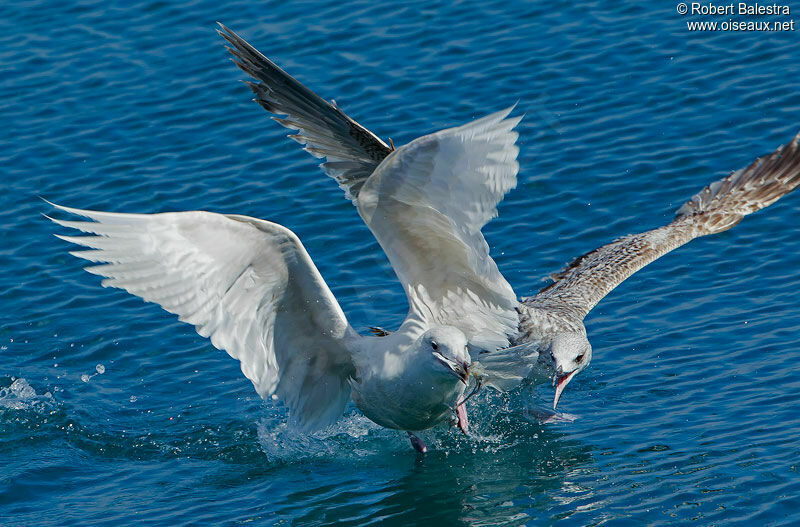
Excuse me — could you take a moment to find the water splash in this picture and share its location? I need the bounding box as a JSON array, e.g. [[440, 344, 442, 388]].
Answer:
[[256, 412, 398, 463], [252, 390, 565, 463], [0, 377, 53, 410], [81, 363, 106, 383]]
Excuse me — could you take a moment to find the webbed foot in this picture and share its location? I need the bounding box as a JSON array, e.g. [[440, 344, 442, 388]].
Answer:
[[406, 431, 428, 453]]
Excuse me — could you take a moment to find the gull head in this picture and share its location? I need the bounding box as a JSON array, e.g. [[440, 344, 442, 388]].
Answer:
[[550, 332, 592, 410], [421, 326, 471, 385]]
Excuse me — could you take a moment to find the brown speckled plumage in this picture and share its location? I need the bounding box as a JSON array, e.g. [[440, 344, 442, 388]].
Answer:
[[519, 132, 800, 344]]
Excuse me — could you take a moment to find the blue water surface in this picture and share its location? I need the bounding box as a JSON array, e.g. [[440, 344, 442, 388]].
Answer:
[[3, 0, 800, 525]]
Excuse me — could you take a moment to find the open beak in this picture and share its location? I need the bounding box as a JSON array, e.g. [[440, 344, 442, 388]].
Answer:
[[552, 370, 577, 410], [433, 352, 469, 385]]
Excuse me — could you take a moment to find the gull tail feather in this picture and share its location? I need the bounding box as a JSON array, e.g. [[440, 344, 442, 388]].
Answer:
[[472, 343, 540, 392]]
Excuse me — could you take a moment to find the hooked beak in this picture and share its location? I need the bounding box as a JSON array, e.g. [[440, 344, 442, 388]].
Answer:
[[433, 352, 469, 385], [552, 370, 577, 410]]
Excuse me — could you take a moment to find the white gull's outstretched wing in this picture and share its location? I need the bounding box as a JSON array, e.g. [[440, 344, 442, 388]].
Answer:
[[47, 204, 356, 431], [528, 132, 800, 320], [218, 26, 521, 350], [218, 23, 392, 202], [357, 108, 522, 351]]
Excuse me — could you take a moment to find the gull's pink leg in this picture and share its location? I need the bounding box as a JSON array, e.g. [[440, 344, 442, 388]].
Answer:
[[456, 403, 469, 435]]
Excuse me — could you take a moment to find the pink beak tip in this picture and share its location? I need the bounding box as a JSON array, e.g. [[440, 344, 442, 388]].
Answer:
[[553, 371, 575, 410]]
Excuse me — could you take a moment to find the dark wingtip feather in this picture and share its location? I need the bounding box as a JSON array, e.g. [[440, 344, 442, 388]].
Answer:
[[216, 23, 391, 201]]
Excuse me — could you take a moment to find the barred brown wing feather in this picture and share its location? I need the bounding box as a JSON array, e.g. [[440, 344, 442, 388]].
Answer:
[[532, 132, 800, 319]]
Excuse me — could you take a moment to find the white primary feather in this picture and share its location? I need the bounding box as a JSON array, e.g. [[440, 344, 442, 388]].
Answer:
[[47, 203, 355, 431], [357, 108, 521, 351]]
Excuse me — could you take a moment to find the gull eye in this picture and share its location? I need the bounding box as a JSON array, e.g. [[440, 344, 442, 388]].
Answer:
[[431, 341, 439, 351], [575, 353, 585, 363]]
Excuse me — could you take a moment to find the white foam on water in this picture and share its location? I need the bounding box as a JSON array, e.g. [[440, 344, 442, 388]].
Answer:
[[256, 412, 404, 463]]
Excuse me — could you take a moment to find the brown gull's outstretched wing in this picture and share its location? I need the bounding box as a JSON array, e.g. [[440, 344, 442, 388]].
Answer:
[[527, 133, 800, 320]]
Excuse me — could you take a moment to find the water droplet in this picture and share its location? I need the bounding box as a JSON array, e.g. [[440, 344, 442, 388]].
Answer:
[[81, 374, 90, 383], [129, 395, 137, 403], [95, 364, 105, 374]]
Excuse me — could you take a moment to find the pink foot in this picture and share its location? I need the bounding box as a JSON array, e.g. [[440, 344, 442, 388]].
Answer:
[[456, 402, 469, 435]]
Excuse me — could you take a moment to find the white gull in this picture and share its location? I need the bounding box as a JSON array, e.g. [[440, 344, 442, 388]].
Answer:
[[47, 104, 523, 453]]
